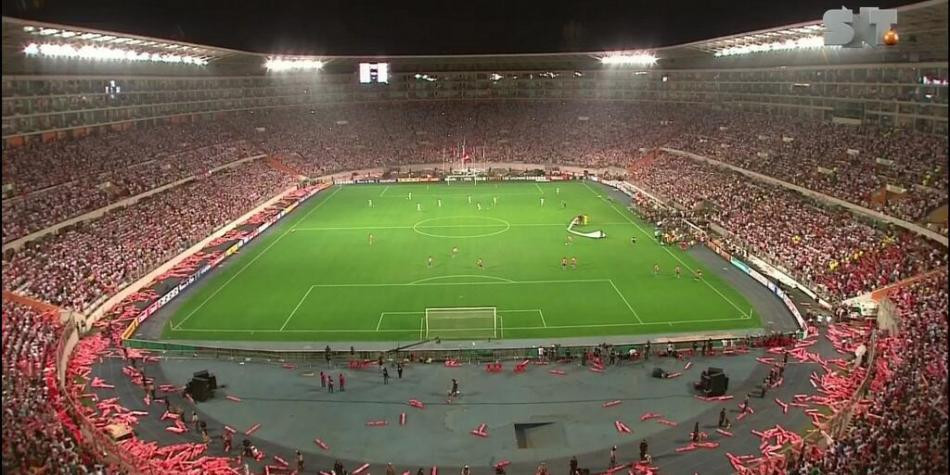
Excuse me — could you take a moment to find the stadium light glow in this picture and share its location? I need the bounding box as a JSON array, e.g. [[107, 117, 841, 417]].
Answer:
[[714, 35, 828, 57], [599, 53, 658, 66], [22, 42, 208, 65], [264, 57, 325, 72]]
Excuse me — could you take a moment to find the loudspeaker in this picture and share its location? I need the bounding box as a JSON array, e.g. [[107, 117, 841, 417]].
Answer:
[[192, 370, 217, 390], [187, 377, 213, 402], [706, 367, 724, 376], [706, 373, 729, 397], [652, 367, 667, 378]]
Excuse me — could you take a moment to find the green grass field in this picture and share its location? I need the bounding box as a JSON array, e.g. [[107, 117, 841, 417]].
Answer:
[[162, 181, 761, 342]]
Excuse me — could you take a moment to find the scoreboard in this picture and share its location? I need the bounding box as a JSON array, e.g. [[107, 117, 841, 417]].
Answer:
[[359, 63, 389, 84]]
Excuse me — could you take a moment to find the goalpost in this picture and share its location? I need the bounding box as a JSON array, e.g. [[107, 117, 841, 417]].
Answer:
[[424, 307, 497, 339]]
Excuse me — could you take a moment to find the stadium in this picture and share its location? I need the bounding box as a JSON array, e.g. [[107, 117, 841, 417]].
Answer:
[[1, 0, 947, 473]]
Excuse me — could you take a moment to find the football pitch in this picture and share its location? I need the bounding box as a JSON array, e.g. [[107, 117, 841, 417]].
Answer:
[[162, 181, 761, 342]]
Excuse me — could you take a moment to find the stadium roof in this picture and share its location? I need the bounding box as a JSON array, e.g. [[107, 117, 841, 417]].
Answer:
[[2, 0, 946, 75]]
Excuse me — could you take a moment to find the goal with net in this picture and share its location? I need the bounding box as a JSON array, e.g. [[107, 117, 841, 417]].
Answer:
[[424, 307, 498, 339]]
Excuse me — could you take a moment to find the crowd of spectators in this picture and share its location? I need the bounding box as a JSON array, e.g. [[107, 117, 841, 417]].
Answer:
[[2, 121, 258, 244], [3, 103, 945, 243], [2, 161, 294, 312], [627, 153, 945, 301], [0, 101, 946, 473], [224, 103, 947, 231], [666, 112, 947, 227], [806, 273, 948, 474], [1, 301, 95, 474], [226, 102, 675, 175]]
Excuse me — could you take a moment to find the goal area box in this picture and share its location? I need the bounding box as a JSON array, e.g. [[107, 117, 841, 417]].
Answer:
[[425, 307, 497, 340]]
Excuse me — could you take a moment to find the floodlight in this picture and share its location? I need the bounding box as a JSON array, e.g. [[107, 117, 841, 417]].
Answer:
[[265, 57, 325, 72], [599, 53, 658, 66]]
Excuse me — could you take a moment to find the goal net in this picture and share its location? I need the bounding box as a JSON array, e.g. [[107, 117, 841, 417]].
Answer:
[[424, 307, 497, 340]]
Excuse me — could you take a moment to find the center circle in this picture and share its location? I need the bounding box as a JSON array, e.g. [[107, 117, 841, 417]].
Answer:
[[412, 216, 511, 238]]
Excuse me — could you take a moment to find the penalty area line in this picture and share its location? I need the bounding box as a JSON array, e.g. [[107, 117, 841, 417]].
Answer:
[[584, 181, 750, 319], [608, 279, 643, 324], [173, 187, 341, 330], [280, 286, 315, 331]]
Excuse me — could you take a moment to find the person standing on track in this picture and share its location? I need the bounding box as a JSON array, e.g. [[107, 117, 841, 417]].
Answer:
[[449, 378, 460, 397], [383, 367, 390, 384]]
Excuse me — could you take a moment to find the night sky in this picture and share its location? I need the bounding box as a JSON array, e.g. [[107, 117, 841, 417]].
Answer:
[[2, 0, 916, 55]]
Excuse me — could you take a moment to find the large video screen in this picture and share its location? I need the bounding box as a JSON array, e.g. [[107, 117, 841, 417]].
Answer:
[[359, 63, 389, 84]]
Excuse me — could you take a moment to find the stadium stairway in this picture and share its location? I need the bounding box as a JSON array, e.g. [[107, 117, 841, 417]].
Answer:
[[265, 156, 307, 179]]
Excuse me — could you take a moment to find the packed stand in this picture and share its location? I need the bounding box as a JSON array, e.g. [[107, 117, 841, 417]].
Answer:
[[628, 153, 945, 301], [226, 102, 677, 175], [1, 122, 258, 243], [808, 273, 948, 474], [2, 161, 294, 312], [1, 301, 93, 474], [667, 112, 948, 227], [4, 103, 946, 241], [233, 103, 947, 230]]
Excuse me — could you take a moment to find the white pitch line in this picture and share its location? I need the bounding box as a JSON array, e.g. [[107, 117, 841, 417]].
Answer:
[[534, 182, 544, 194], [584, 181, 750, 318], [376, 311, 426, 331], [173, 229, 292, 329], [294, 186, 343, 224], [379, 185, 389, 197], [291, 222, 631, 232], [280, 286, 314, 330], [174, 187, 341, 330], [538, 308, 548, 327], [295, 225, 412, 231], [167, 316, 751, 333], [608, 279, 644, 324], [307, 279, 611, 288], [409, 274, 514, 285]]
